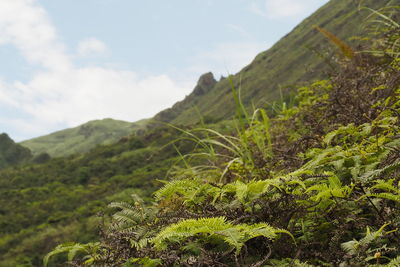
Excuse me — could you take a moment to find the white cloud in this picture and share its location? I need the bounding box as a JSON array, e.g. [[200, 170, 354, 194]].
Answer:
[[12, 68, 187, 126], [78, 38, 108, 56], [0, 0, 190, 140], [0, 0, 70, 70], [251, 0, 327, 19], [189, 42, 269, 78]]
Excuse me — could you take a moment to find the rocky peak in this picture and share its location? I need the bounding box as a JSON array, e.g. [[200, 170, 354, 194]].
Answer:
[[192, 72, 217, 96]]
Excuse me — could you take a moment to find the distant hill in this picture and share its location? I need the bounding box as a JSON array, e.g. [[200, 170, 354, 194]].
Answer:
[[155, 0, 389, 125], [20, 118, 149, 157], [0, 133, 32, 169]]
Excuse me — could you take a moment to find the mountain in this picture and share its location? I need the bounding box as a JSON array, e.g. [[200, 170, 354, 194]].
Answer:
[[0, 133, 32, 169], [43, 10, 400, 265], [155, 0, 390, 125], [0, 0, 397, 266], [20, 118, 149, 158], [19, 0, 387, 157]]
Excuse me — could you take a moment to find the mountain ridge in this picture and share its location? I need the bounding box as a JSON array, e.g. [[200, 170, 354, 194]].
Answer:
[[154, 0, 390, 125], [20, 118, 149, 157], [19, 0, 387, 157]]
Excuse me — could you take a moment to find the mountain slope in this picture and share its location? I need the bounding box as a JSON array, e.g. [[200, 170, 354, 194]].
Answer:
[[0, 133, 32, 169], [155, 0, 393, 125], [41, 4, 400, 265], [19, 0, 390, 157], [0, 0, 397, 266], [20, 118, 149, 158]]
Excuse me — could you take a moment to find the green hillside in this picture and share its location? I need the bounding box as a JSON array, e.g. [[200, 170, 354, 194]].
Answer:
[[20, 118, 149, 158], [0, 125, 190, 266], [0, 133, 32, 169], [0, 0, 398, 266], [43, 5, 400, 265], [155, 0, 394, 125]]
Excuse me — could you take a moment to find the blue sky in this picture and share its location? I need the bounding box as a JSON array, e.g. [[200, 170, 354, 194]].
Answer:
[[0, 0, 328, 141]]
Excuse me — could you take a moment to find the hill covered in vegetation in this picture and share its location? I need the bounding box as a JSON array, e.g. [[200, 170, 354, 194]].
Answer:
[[44, 4, 400, 265], [0, 133, 32, 169], [155, 0, 391, 125], [0, 124, 188, 266], [0, 0, 399, 266], [20, 118, 149, 158]]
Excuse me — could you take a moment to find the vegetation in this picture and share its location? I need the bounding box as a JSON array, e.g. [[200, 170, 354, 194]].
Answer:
[[0, 133, 32, 169], [1, 1, 399, 266], [43, 5, 400, 266], [20, 118, 149, 158], [0, 124, 194, 266]]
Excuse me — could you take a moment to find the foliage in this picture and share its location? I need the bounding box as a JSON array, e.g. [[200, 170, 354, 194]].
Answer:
[[0, 133, 32, 169], [2, 1, 400, 266], [0, 126, 187, 266], [43, 242, 101, 267], [44, 10, 400, 265]]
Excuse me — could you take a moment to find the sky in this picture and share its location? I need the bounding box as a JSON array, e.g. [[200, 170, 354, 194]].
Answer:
[[0, 0, 329, 141]]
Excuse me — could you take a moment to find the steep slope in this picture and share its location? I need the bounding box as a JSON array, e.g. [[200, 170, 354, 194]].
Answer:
[[20, 118, 149, 158], [155, 0, 394, 125], [0, 133, 32, 169]]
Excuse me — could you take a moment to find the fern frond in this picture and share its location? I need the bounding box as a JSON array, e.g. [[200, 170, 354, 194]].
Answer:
[[44, 242, 100, 267], [154, 179, 202, 201], [152, 217, 292, 255], [387, 256, 400, 267], [360, 160, 400, 182], [360, 223, 390, 247], [341, 240, 359, 255], [370, 179, 398, 192], [108, 201, 136, 211], [131, 237, 153, 250], [367, 192, 400, 202]]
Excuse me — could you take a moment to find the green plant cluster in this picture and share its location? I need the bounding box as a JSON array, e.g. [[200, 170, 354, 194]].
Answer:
[[0, 126, 197, 266], [44, 9, 400, 266]]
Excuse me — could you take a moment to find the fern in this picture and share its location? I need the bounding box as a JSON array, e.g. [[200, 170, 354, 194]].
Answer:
[[154, 179, 202, 202], [360, 179, 400, 203], [123, 257, 162, 267], [152, 217, 293, 255], [108, 194, 154, 232], [44, 242, 100, 267], [306, 175, 353, 206], [368, 192, 400, 202], [387, 256, 400, 267], [360, 160, 400, 183], [266, 258, 315, 267], [341, 223, 390, 256]]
